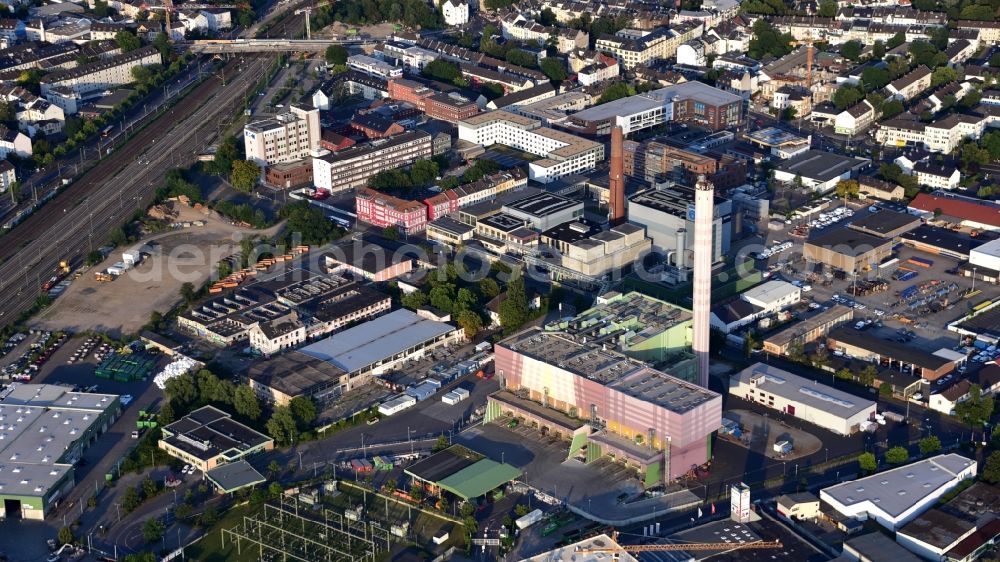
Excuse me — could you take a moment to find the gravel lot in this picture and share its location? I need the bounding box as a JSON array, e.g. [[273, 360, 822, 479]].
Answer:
[[31, 204, 281, 337]]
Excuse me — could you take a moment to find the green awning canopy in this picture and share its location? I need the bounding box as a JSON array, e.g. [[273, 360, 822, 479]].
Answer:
[[436, 459, 522, 501]]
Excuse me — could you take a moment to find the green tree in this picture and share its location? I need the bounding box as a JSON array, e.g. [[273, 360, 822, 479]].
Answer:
[[514, 503, 530, 517], [233, 385, 261, 420], [499, 277, 530, 333], [94, 0, 109, 16], [85, 250, 104, 266], [422, 59, 461, 83], [432, 435, 450, 452], [179, 282, 196, 304], [401, 290, 429, 310], [887, 32, 906, 49], [858, 451, 877, 472], [818, 0, 837, 16], [931, 66, 957, 88], [879, 382, 893, 396], [58, 526, 74, 545], [840, 40, 863, 61], [832, 85, 864, 111], [142, 477, 158, 499], [860, 67, 890, 90], [858, 365, 878, 387], [121, 486, 141, 512], [478, 278, 501, 299], [289, 396, 317, 429], [835, 179, 860, 200], [984, 451, 1000, 484], [268, 482, 283, 499], [266, 406, 299, 445], [918, 436, 941, 456], [382, 226, 401, 240], [538, 7, 557, 25], [540, 57, 568, 82], [199, 505, 218, 527], [881, 100, 904, 119], [409, 159, 439, 186], [872, 40, 885, 61], [748, 19, 793, 60], [325, 45, 348, 65], [142, 518, 165, 543], [597, 82, 634, 104], [991, 53, 1000, 68], [885, 446, 909, 465], [165, 374, 197, 407], [954, 384, 995, 428], [230, 160, 260, 193], [456, 310, 483, 338], [115, 31, 141, 53]]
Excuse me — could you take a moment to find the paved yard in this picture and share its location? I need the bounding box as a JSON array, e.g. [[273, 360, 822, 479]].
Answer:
[[724, 409, 823, 461]]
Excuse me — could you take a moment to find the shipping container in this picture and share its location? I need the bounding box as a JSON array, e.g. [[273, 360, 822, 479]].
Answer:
[[907, 257, 933, 268], [378, 394, 417, 416], [405, 381, 438, 402]]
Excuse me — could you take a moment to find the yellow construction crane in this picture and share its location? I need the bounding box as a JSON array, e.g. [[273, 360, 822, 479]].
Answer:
[[575, 532, 784, 554]]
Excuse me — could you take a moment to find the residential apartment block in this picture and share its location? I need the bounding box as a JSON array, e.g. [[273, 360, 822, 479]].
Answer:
[[596, 22, 703, 70], [39, 46, 161, 96], [458, 111, 604, 183], [355, 187, 431, 233], [243, 103, 321, 166], [312, 130, 433, 193], [501, 13, 589, 54]]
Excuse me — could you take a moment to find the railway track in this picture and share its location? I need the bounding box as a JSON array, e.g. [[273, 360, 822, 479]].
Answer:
[[0, 54, 276, 323]]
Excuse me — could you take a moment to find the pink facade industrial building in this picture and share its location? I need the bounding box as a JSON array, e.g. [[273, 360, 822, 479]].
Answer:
[[489, 329, 721, 485]]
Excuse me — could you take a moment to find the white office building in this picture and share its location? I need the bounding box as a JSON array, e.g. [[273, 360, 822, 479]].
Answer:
[[730, 363, 876, 435], [820, 454, 977, 531], [970, 238, 1000, 272], [347, 54, 403, 80], [741, 280, 801, 313], [243, 103, 321, 166], [458, 110, 603, 183]]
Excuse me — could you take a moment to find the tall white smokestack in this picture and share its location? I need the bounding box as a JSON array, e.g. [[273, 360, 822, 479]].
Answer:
[[692, 174, 715, 388]]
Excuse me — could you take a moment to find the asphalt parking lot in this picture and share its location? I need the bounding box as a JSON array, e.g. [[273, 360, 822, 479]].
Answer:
[[724, 409, 823, 461]]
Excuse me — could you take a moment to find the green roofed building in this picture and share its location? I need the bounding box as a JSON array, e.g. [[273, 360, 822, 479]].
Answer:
[[543, 291, 696, 379], [405, 445, 521, 501], [436, 459, 523, 501], [0, 384, 121, 520]]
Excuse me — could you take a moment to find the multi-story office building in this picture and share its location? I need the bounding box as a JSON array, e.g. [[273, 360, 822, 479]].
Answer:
[[39, 46, 161, 96], [346, 54, 403, 80], [567, 81, 743, 135], [243, 103, 321, 166], [312, 130, 432, 192], [458, 110, 603, 183]]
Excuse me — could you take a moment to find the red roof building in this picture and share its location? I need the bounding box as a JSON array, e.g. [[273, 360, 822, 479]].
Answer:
[[908, 193, 1000, 231]]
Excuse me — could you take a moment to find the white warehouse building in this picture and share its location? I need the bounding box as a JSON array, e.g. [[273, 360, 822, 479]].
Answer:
[[729, 363, 876, 435], [740, 280, 801, 313], [820, 454, 977, 531], [458, 110, 604, 183]]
